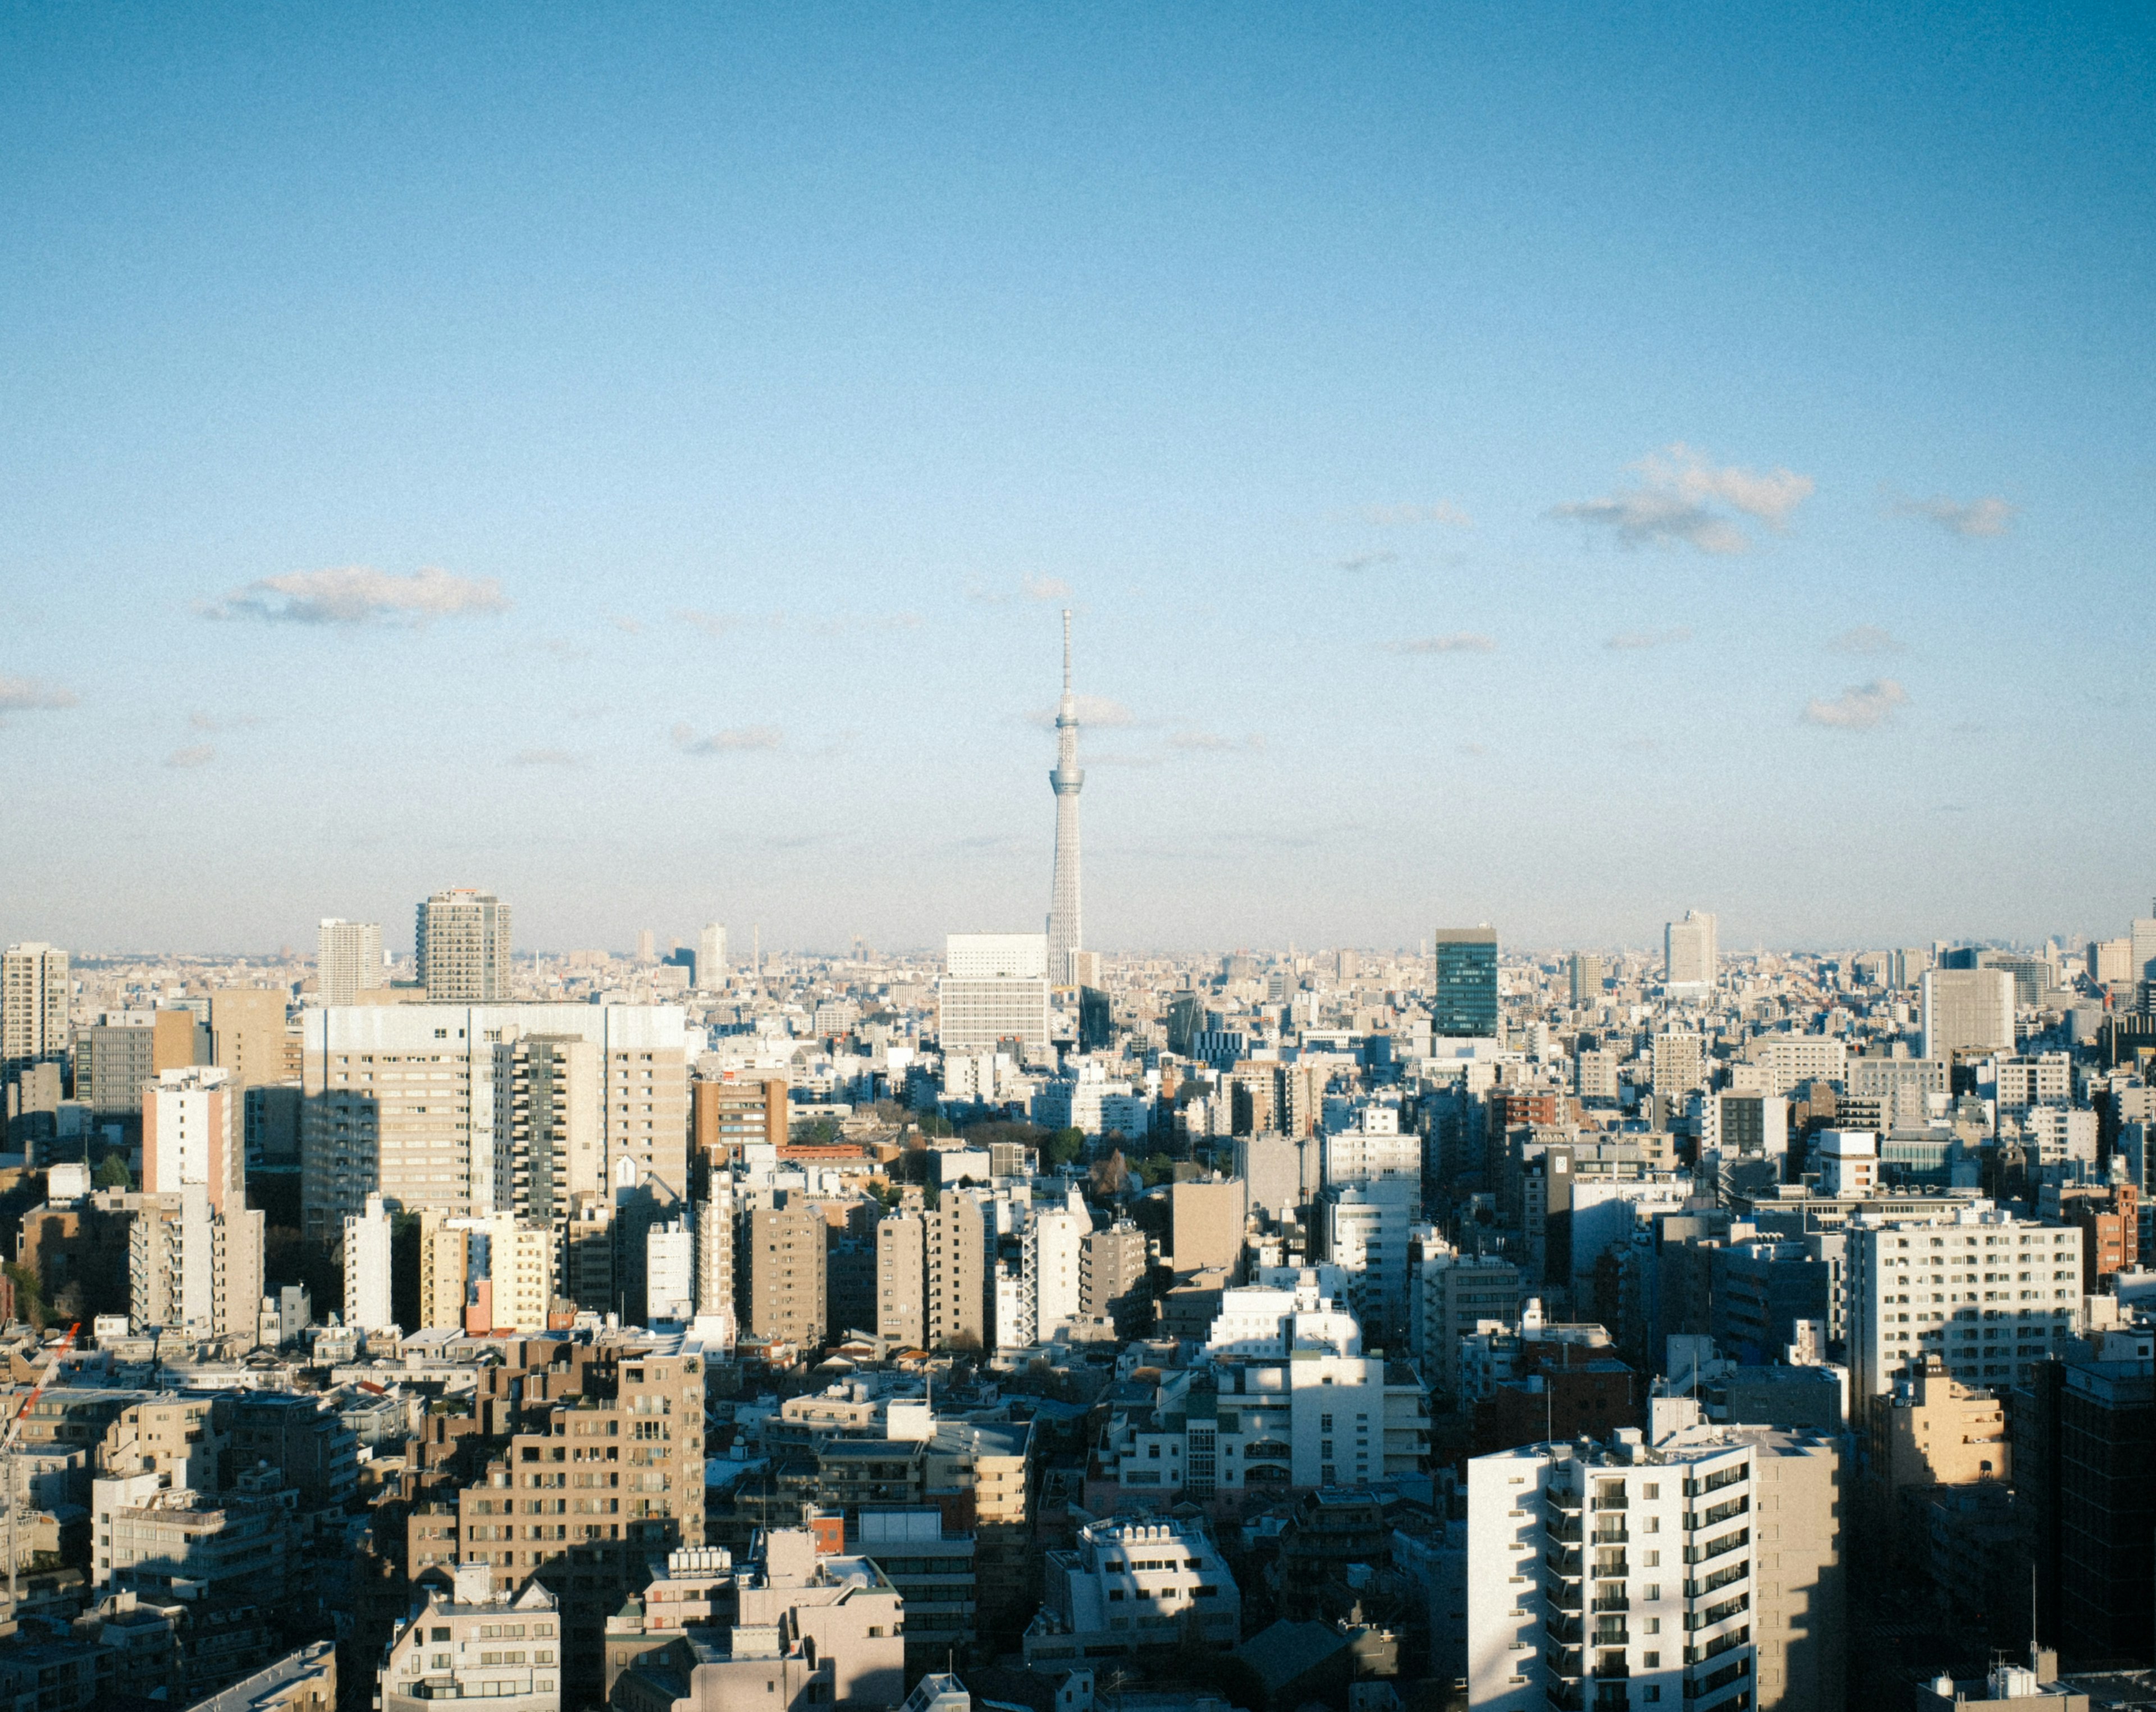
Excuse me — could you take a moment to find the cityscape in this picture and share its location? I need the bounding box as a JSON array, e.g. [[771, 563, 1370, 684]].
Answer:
[[3, 12, 2151, 1712]]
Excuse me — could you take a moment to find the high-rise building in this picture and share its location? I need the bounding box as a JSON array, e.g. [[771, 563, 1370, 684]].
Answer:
[[1465, 1408, 1843, 1711], [1045, 609, 1085, 987], [1566, 951, 1602, 1006], [743, 1202, 828, 1346], [344, 1191, 394, 1332], [1651, 1031, 1704, 1101], [692, 1074, 789, 1158], [1080, 1222, 1150, 1331], [2, 942, 69, 1080], [2132, 911, 2156, 983], [145, 1065, 243, 1211], [299, 1003, 688, 1247], [415, 889, 511, 1002], [1021, 1189, 1089, 1345], [316, 918, 383, 1007], [208, 988, 289, 1093], [75, 1022, 157, 1117], [1920, 967, 2016, 1059], [695, 921, 727, 988], [1847, 1209, 2084, 1405], [937, 932, 1051, 1056], [1432, 927, 1499, 1038], [874, 1197, 990, 1350], [1664, 908, 1718, 988], [415, 1209, 554, 1332], [876, 1209, 926, 1347]]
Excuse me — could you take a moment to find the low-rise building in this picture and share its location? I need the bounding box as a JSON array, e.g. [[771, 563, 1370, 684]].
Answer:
[[1024, 1517, 1240, 1667], [381, 1562, 560, 1712]]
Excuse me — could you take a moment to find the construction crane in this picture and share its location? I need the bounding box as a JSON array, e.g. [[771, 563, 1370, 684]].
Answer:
[[0, 1322, 79, 1617]]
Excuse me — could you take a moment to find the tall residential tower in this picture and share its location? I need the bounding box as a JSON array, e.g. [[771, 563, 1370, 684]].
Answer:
[[1046, 609, 1084, 986]]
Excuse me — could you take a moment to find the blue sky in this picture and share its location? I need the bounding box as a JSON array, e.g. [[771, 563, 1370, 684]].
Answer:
[[2, 4, 2150, 956]]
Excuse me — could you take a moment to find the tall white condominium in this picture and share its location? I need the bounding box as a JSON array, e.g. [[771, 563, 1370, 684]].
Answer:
[[938, 933, 1052, 1057], [1045, 608, 1085, 987], [417, 889, 512, 1002], [1020, 1186, 1089, 1345], [2131, 907, 2156, 981], [317, 918, 384, 1007], [1664, 909, 1718, 989], [696, 921, 728, 989], [1847, 1207, 2084, 1404], [299, 1003, 688, 1246], [344, 1191, 394, 1331], [1465, 1404, 1844, 1712], [136, 1066, 263, 1343], [145, 1066, 243, 1209], [1919, 967, 2015, 1058], [1, 941, 70, 1072]]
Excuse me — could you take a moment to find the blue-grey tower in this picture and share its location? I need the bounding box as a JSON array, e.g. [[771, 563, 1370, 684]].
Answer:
[[1047, 609, 1084, 985]]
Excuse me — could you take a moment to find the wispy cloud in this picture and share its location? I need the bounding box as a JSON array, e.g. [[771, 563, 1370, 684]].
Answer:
[[1083, 751, 1164, 769], [1552, 444, 1813, 554], [1892, 492, 2016, 538], [187, 709, 265, 734], [1606, 626, 1693, 650], [1828, 624, 1904, 655], [1022, 575, 1072, 602], [510, 747, 584, 768], [1027, 695, 1135, 728], [199, 565, 508, 626], [164, 743, 216, 769], [1801, 678, 1910, 731], [675, 608, 754, 638], [0, 675, 79, 720], [1337, 550, 1400, 573], [671, 722, 783, 755], [1165, 730, 1265, 754], [1349, 502, 1473, 528], [1385, 633, 1497, 655], [609, 615, 645, 634], [1636, 444, 1815, 527]]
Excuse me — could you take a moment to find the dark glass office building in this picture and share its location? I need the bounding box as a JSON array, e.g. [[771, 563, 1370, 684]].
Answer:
[[1432, 926, 1499, 1037]]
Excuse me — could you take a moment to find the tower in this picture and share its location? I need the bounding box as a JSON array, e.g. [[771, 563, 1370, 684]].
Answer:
[[1047, 608, 1084, 985]]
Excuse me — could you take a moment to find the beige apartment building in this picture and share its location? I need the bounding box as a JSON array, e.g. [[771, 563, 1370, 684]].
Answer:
[[1, 942, 69, 1074], [208, 988, 291, 1093], [743, 1202, 828, 1346], [382, 1562, 560, 1712], [316, 918, 383, 1008], [874, 1195, 989, 1352], [418, 889, 514, 1001], [300, 1003, 688, 1247]]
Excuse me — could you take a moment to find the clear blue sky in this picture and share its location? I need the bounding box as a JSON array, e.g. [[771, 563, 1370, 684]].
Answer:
[[2, 4, 2150, 955]]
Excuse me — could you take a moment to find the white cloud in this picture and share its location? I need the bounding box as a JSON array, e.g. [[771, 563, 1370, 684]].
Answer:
[[1828, 624, 1904, 655], [510, 747, 584, 768], [0, 675, 79, 719], [670, 723, 784, 754], [1606, 626, 1693, 650], [1337, 550, 1401, 572], [1893, 493, 2016, 538], [1801, 678, 1910, 731], [165, 743, 216, 769], [1637, 444, 1815, 526], [1027, 695, 1135, 728], [1385, 633, 1497, 655], [1356, 502, 1473, 527], [1022, 575, 1072, 602], [1550, 490, 1751, 554], [1552, 443, 1814, 554], [200, 565, 508, 625]]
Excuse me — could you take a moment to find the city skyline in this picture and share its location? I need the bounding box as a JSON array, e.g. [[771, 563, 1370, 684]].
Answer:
[[3, 9, 2150, 950]]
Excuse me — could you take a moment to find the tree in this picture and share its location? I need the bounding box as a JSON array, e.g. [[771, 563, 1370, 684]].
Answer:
[[1043, 1127, 1085, 1169], [93, 1154, 131, 1190]]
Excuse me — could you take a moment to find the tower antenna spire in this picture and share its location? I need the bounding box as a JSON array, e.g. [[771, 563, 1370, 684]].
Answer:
[[1062, 607, 1073, 693]]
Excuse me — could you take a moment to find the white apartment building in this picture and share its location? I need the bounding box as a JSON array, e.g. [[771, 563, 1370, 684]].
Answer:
[[145, 1066, 243, 1209], [1920, 968, 2015, 1059], [417, 1210, 555, 1333], [646, 1217, 695, 1320], [316, 919, 383, 1007], [127, 1183, 265, 1344], [1204, 1271, 1360, 1360], [1321, 1180, 1418, 1331], [381, 1563, 560, 1712], [2020, 1104, 2096, 1165], [1465, 1407, 1842, 1712], [300, 1003, 688, 1244], [1664, 911, 1718, 989], [1816, 1130, 1877, 1195], [1, 942, 70, 1069], [1024, 1517, 1240, 1668], [938, 933, 1052, 1057], [1743, 1034, 1847, 1097], [1847, 1208, 2085, 1403], [344, 1191, 394, 1332], [1092, 1353, 1428, 1501], [1651, 1033, 1704, 1099], [1994, 1052, 2071, 1112], [1021, 1189, 1089, 1345], [1322, 1118, 1421, 1195], [417, 889, 513, 1002]]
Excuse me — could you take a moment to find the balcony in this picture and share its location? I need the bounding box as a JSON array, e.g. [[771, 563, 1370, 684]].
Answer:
[[1544, 1647, 1584, 1681], [1591, 1594, 1630, 1615], [1546, 1549, 1583, 1580], [1591, 1491, 1629, 1512], [1682, 1528, 1747, 1567], [1592, 1655, 1630, 1679], [1591, 1555, 1629, 1579], [1590, 1526, 1629, 1545], [1546, 1515, 1582, 1544], [1549, 1489, 1583, 1514], [1544, 1686, 1584, 1711], [1544, 1616, 1582, 1645]]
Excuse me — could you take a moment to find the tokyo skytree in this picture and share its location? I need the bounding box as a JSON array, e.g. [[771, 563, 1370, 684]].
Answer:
[[1046, 608, 1083, 984]]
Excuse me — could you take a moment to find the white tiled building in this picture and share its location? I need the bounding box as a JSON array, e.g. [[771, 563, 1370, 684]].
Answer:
[[1847, 1207, 2085, 1404], [1024, 1517, 1239, 1667], [1466, 1406, 1842, 1712], [382, 1564, 561, 1712]]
